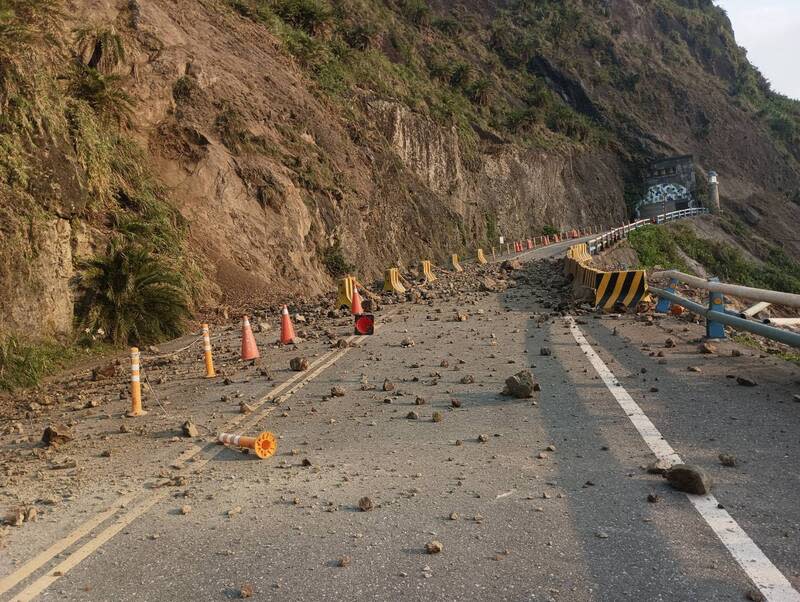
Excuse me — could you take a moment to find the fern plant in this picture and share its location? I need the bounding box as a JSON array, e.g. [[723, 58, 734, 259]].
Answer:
[[69, 64, 134, 124], [76, 240, 189, 345]]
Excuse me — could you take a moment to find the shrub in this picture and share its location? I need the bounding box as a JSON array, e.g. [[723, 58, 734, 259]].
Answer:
[[322, 241, 353, 277], [76, 240, 189, 345], [69, 64, 134, 124], [272, 0, 332, 34]]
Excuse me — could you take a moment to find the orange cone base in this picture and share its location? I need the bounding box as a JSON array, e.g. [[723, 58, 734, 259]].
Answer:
[[253, 432, 278, 459], [126, 409, 148, 417]]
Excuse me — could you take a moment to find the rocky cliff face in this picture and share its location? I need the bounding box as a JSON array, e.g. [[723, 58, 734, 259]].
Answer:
[[1, 0, 798, 342]]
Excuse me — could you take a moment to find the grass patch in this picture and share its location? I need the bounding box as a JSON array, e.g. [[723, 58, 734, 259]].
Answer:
[[731, 333, 800, 365], [628, 225, 800, 294]]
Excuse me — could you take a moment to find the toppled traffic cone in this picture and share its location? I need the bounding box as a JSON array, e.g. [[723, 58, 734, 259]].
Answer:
[[280, 305, 295, 345], [240, 316, 260, 361], [351, 287, 363, 315], [218, 431, 277, 459]]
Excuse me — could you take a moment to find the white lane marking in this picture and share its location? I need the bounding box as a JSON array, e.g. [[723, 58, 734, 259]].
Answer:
[[567, 317, 800, 602]]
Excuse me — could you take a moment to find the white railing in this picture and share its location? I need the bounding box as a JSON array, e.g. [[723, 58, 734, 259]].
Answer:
[[587, 207, 709, 254]]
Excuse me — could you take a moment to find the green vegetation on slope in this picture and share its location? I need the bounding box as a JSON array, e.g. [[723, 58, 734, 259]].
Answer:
[[628, 225, 800, 294], [0, 1, 193, 389]]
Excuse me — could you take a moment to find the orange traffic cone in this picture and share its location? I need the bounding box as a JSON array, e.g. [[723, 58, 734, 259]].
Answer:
[[241, 316, 260, 361], [280, 305, 295, 345], [351, 287, 363, 315]]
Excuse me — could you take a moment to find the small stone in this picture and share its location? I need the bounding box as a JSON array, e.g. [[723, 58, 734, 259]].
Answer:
[[451, 398, 461, 408], [731, 349, 742, 357], [454, 439, 463, 446], [289, 357, 309, 372], [665, 464, 712, 495], [478, 434, 489, 443], [699, 342, 716, 354], [736, 376, 757, 387], [425, 540, 443, 554], [358, 497, 373, 511], [718, 454, 736, 467], [545, 445, 556, 452], [181, 421, 199, 438], [227, 506, 242, 517], [382, 379, 395, 392], [239, 402, 253, 414], [745, 588, 766, 602], [301, 458, 312, 467], [647, 493, 660, 503], [180, 505, 192, 515], [239, 583, 254, 598], [687, 366, 702, 373], [401, 338, 415, 347], [415, 396, 427, 406], [665, 338, 676, 348], [449, 511, 459, 520], [330, 386, 346, 397], [432, 411, 443, 423], [406, 411, 419, 420], [337, 556, 351, 568], [540, 347, 551, 356], [595, 530, 609, 539], [646, 458, 672, 475], [460, 375, 475, 384]]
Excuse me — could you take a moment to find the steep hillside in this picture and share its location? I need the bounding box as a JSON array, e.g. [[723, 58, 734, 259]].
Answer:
[[1, 0, 799, 351]]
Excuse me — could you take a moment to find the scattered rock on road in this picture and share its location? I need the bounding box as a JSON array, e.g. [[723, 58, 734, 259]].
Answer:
[[718, 454, 737, 467], [647, 493, 660, 503], [665, 464, 712, 495], [330, 386, 346, 397], [451, 398, 462, 408], [646, 458, 672, 475], [540, 347, 551, 356], [42, 425, 73, 447], [358, 497, 374, 512], [337, 556, 351, 568], [736, 376, 757, 387], [425, 540, 443, 554], [478, 434, 489, 443], [181, 421, 199, 438], [699, 342, 716, 354], [502, 370, 535, 399], [289, 357, 309, 372], [460, 375, 475, 384], [432, 411, 443, 423], [239, 583, 254, 598], [382, 379, 395, 391], [406, 411, 419, 420]]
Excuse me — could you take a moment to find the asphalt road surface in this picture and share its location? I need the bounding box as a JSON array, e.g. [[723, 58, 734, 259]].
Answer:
[[1, 239, 798, 601]]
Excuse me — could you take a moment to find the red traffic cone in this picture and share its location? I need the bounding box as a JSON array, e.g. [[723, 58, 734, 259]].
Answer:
[[280, 305, 296, 345], [351, 287, 363, 315], [241, 316, 260, 361]]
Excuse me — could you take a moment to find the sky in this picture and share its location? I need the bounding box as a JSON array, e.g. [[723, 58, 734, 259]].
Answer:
[[715, 0, 800, 99]]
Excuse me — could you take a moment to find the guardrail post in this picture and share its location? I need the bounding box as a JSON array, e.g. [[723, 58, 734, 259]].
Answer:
[[706, 277, 727, 340], [655, 278, 678, 313]]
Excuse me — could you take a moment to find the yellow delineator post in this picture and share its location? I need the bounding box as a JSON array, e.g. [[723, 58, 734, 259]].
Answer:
[[218, 431, 277, 459], [476, 248, 487, 264], [202, 323, 216, 378], [336, 276, 356, 309], [127, 347, 146, 417], [451, 254, 463, 272], [383, 267, 406, 294], [421, 260, 437, 283], [492, 247, 496, 260]]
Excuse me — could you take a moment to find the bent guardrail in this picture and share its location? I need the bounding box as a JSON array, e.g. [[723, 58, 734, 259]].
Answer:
[[650, 271, 800, 348]]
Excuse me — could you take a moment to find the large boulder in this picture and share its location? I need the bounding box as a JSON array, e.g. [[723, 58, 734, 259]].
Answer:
[[665, 464, 712, 495], [502, 370, 536, 399]]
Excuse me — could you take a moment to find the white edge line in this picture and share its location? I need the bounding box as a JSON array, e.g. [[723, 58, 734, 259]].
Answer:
[[566, 316, 800, 602]]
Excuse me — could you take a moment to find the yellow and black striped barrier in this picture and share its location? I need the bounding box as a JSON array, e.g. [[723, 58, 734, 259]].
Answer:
[[565, 243, 647, 311], [383, 267, 406, 294], [420, 260, 437, 284]]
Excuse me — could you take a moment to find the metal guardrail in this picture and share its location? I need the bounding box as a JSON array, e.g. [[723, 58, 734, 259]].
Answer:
[[650, 273, 800, 348], [587, 208, 709, 254]]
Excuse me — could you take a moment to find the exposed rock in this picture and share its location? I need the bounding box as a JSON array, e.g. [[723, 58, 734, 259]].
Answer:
[[239, 583, 254, 598], [478, 434, 489, 443], [382, 379, 395, 391], [406, 411, 419, 420], [647, 493, 660, 503], [358, 496, 373, 511], [330, 386, 346, 397], [665, 464, 712, 495], [337, 556, 351, 568], [699, 342, 716, 354], [415, 396, 426, 405], [460, 375, 475, 384], [425, 540, 443, 554], [501, 260, 522, 271], [432, 411, 443, 423], [91, 363, 117, 381], [451, 398, 462, 408], [736, 376, 757, 387], [665, 338, 676, 348], [182, 421, 199, 438], [502, 370, 535, 399], [718, 454, 736, 467]]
